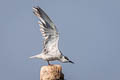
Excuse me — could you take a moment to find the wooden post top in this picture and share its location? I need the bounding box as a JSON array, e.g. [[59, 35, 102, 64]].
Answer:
[[40, 64, 64, 80]]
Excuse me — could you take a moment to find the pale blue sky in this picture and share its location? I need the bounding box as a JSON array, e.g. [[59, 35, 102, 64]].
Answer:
[[0, 0, 120, 80]]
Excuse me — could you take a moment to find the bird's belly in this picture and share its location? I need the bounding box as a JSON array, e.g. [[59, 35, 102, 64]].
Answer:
[[47, 57, 58, 61], [42, 54, 59, 61], [41, 49, 61, 61]]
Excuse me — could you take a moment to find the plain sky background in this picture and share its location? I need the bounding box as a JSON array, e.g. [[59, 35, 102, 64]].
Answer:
[[0, 0, 120, 80]]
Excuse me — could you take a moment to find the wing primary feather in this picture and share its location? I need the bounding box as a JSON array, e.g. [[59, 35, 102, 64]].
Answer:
[[33, 6, 59, 54]]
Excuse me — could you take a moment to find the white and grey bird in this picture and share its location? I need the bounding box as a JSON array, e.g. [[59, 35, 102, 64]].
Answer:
[[30, 6, 74, 65]]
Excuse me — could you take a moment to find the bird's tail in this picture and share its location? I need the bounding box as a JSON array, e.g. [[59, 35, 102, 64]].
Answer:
[[29, 55, 37, 59], [29, 54, 41, 59]]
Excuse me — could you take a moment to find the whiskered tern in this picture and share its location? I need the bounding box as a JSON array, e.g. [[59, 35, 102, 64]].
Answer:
[[30, 6, 74, 65]]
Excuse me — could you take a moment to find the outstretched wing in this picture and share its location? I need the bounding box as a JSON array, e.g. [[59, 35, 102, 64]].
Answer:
[[33, 6, 59, 53]]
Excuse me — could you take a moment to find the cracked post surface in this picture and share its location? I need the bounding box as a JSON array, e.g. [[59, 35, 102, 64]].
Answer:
[[40, 64, 64, 80]]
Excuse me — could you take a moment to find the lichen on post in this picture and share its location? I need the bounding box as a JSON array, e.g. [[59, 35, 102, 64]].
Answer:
[[40, 64, 64, 80]]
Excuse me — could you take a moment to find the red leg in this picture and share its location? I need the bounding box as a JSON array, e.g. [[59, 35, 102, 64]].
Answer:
[[47, 61, 50, 65]]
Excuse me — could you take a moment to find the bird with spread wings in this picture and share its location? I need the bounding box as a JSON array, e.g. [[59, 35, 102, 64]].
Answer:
[[30, 6, 74, 65]]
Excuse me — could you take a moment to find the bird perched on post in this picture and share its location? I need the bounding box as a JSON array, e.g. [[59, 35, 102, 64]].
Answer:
[[30, 6, 74, 65]]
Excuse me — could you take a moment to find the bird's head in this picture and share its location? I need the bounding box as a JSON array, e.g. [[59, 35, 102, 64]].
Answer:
[[60, 56, 74, 64]]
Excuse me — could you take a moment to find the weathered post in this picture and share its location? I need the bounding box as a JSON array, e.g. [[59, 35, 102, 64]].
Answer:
[[40, 64, 64, 80]]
